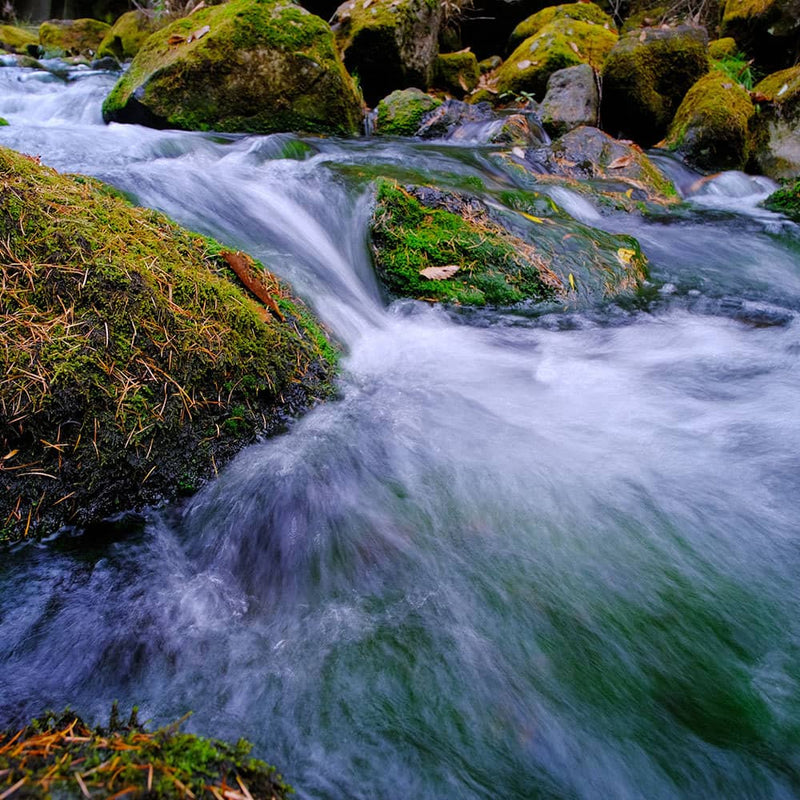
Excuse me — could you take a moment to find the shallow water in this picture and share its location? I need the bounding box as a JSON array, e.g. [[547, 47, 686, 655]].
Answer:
[[2, 68, 800, 799]]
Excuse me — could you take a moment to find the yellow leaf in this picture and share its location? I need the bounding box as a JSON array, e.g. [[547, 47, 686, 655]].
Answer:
[[3, 449, 18, 460], [520, 212, 544, 223], [568, 273, 576, 291], [617, 248, 637, 266]]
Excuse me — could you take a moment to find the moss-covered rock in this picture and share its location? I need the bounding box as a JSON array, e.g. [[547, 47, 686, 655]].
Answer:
[[0, 146, 337, 542], [102, 0, 362, 135], [369, 178, 648, 306], [508, 2, 615, 52], [0, 710, 291, 799], [665, 71, 754, 170], [708, 36, 738, 59], [96, 10, 164, 61], [375, 87, 441, 135], [331, 0, 443, 105], [749, 65, 800, 178], [763, 177, 800, 218], [0, 24, 38, 54], [496, 16, 617, 101], [601, 24, 709, 146], [478, 54, 502, 73], [39, 18, 110, 57], [720, 0, 800, 71], [434, 50, 480, 96], [0, 118, 7, 126]]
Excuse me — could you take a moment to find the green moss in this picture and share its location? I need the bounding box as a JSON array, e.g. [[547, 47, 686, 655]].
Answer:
[[752, 65, 800, 103], [601, 26, 709, 146], [103, 0, 362, 135], [39, 19, 110, 57], [708, 36, 738, 59], [97, 10, 163, 61], [497, 18, 617, 100], [0, 118, 7, 126], [763, 178, 800, 219], [508, 3, 615, 52], [0, 710, 292, 799], [665, 71, 754, 169], [434, 51, 480, 95], [376, 87, 441, 135], [0, 146, 337, 540], [0, 24, 38, 53]]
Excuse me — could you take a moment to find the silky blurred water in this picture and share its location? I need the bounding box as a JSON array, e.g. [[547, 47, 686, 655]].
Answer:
[[2, 68, 800, 799]]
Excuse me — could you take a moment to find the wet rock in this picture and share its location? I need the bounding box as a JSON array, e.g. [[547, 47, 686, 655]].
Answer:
[[415, 98, 494, 138], [488, 111, 549, 146], [39, 18, 110, 58], [90, 55, 121, 71], [540, 62, 599, 136], [375, 87, 441, 135], [331, 0, 443, 105], [97, 10, 164, 62], [434, 50, 480, 97], [601, 24, 709, 146], [102, 0, 362, 135], [720, 0, 800, 71], [749, 65, 800, 179], [665, 71, 754, 171]]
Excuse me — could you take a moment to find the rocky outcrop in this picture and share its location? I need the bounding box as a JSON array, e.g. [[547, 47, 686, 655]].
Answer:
[[540, 62, 599, 136], [601, 24, 709, 146], [0, 146, 337, 541], [665, 71, 754, 171], [102, 0, 362, 135], [39, 18, 110, 57], [749, 66, 800, 179], [96, 10, 164, 62], [331, 0, 443, 105]]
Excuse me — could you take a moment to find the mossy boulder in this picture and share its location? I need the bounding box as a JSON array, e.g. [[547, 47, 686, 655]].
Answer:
[[478, 54, 502, 73], [601, 24, 709, 146], [39, 18, 110, 58], [375, 87, 441, 135], [102, 0, 362, 135], [0, 118, 7, 125], [96, 10, 164, 61], [720, 0, 800, 71], [496, 17, 617, 101], [708, 36, 738, 59], [749, 66, 800, 178], [0, 710, 291, 799], [331, 0, 443, 105], [540, 62, 599, 136], [508, 2, 615, 52], [0, 146, 337, 542], [665, 71, 754, 170], [0, 24, 38, 54], [434, 50, 480, 96], [369, 178, 648, 307], [763, 177, 800, 218]]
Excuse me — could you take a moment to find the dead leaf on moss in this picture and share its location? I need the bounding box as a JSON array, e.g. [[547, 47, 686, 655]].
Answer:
[[168, 33, 186, 46], [608, 155, 634, 169], [420, 265, 460, 280], [187, 25, 210, 43]]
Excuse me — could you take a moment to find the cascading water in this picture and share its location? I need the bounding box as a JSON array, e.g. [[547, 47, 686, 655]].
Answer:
[[2, 67, 800, 799]]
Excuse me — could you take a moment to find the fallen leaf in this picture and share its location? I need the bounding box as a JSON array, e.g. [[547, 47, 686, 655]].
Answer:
[[420, 265, 460, 280], [189, 1, 206, 13], [2, 449, 18, 460], [458, 74, 469, 92], [569, 41, 579, 54], [568, 273, 576, 291], [517, 59, 531, 70], [187, 24, 210, 42], [608, 154, 634, 169], [221, 250, 285, 321], [520, 211, 544, 223], [511, 146, 526, 158], [363, 0, 372, 7], [639, 30, 647, 42], [168, 33, 186, 45], [616, 247, 637, 266]]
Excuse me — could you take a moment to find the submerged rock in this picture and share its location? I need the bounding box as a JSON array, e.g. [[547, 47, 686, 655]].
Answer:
[[601, 24, 709, 146], [331, 0, 443, 105], [0, 146, 337, 542], [39, 18, 110, 57], [665, 71, 754, 171], [749, 66, 800, 179], [369, 178, 648, 307], [102, 0, 362, 135], [375, 87, 441, 135], [540, 62, 599, 136], [96, 10, 164, 62]]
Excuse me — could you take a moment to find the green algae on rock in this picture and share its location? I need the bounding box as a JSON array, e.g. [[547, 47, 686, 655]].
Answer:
[[749, 66, 800, 179], [665, 71, 754, 170], [496, 16, 617, 101], [375, 87, 441, 135], [434, 50, 480, 96], [0, 710, 291, 799], [369, 178, 648, 307], [0, 24, 38, 54], [507, 3, 615, 53], [97, 10, 164, 61], [763, 178, 800, 218], [708, 36, 739, 59], [102, 0, 362, 135], [0, 146, 337, 542], [39, 18, 110, 57], [601, 24, 709, 146]]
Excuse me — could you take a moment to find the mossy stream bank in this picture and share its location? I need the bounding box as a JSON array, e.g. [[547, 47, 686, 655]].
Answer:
[[0, 146, 338, 543]]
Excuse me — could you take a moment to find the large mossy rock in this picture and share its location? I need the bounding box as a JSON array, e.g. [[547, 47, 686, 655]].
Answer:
[[102, 0, 362, 135], [369, 178, 648, 307], [0, 25, 38, 54], [434, 50, 480, 97], [720, 0, 800, 71], [507, 2, 615, 52], [96, 10, 164, 61], [331, 0, 443, 106], [375, 87, 441, 135], [601, 24, 709, 146], [749, 66, 800, 179], [39, 18, 110, 57], [665, 71, 754, 170], [0, 146, 337, 542], [496, 15, 617, 101], [540, 62, 599, 136]]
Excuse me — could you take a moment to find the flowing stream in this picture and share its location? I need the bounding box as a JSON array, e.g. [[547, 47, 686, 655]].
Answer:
[[2, 67, 800, 799]]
